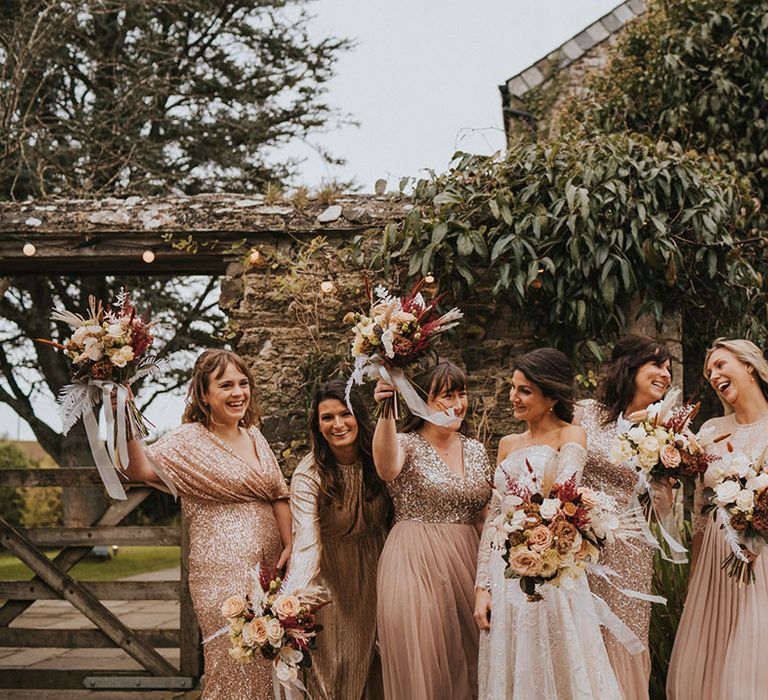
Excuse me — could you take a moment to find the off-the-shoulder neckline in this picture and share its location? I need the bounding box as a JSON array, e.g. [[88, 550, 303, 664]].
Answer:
[[502, 441, 586, 461]]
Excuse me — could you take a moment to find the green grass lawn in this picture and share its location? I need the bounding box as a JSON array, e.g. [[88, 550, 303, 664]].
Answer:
[[0, 546, 180, 581]]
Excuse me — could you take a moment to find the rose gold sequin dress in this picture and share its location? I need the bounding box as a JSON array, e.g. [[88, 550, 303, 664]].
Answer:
[[376, 432, 492, 700], [289, 454, 390, 700], [578, 399, 654, 700], [149, 422, 289, 700], [475, 443, 626, 700], [667, 414, 768, 699]]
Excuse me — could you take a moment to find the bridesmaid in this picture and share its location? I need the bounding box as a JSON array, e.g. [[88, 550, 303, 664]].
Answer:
[[574, 334, 672, 700], [373, 361, 492, 700], [120, 349, 292, 700], [289, 379, 390, 700], [667, 338, 768, 699]]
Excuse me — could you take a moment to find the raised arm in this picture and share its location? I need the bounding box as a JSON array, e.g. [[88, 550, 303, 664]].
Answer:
[[372, 379, 406, 481]]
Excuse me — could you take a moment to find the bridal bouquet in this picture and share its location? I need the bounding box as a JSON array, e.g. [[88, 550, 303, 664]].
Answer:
[[37, 290, 165, 500], [704, 449, 768, 584], [610, 389, 714, 484], [610, 389, 718, 561], [221, 565, 329, 694], [492, 467, 623, 602], [344, 279, 462, 420]]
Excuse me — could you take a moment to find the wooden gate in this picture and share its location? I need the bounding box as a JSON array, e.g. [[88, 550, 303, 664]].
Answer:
[[0, 467, 202, 692]]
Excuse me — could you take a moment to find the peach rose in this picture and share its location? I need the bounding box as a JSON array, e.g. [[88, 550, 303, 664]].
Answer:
[[272, 594, 302, 620], [528, 525, 554, 552], [221, 595, 248, 619], [265, 617, 284, 647], [660, 444, 682, 469], [242, 617, 269, 647], [554, 521, 578, 555], [562, 502, 578, 517], [508, 549, 543, 577]]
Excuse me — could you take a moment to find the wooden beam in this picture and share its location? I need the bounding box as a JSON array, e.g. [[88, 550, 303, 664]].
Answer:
[[0, 580, 179, 601], [0, 669, 194, 690], [0, 515, 177, 676], [0, 193, 408, 275], [22, 526, 180, 547], [178, 511, 202, 678], [0, 468, 149, 488], [0, 627, 179, 648], [0, 488, 151, 627]]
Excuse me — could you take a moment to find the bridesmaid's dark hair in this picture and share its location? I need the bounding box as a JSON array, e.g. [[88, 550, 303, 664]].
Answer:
[[597, 334, 672, 423], [184, 349, 260, 428], [400, 361, 468, 433], [513, 348, 576, 423], [309, 379, 385, 510]]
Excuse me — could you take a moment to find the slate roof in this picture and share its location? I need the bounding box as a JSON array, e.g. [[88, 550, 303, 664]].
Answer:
[[502, 0, 647, 99]]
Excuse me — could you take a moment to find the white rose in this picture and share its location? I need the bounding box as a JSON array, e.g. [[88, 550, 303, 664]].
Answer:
[[81, 338, 104, 362], [715, 479, 741, 506], [638, 448, 658, 470], [610, 440, 635, 465], [502, 493, 523, 510], [539, 498, 561, 521], [639, 435, 660, 455], [729, 453, 751, 478], [746, 473, 768, 491], [503, 509, 527, 533], [265, 618, 284, 647], [72, 324, 103, 345], [627, 425, 647, 444], [735, 489, 755, 512]]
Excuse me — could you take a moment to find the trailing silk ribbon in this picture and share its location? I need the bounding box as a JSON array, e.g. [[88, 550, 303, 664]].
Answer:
[[63, 379, 177, 501], [634, 473, 688, 563], [346, 354, 459, 427]]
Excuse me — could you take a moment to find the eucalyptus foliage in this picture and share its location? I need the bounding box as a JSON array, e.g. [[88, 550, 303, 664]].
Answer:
[[383, 133, 753, 350]]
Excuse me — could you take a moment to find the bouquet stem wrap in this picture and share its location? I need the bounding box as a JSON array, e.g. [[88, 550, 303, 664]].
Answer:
[[634, 476, 687, 563], [63, 378, 177, 501], [347, 355, 459, 427]]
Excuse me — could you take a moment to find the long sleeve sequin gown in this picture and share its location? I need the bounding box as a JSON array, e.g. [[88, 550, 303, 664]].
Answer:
[[376, 432, 492, 700], [667, 414, 768, 699], [289, 454, 390, 700], [149, 422, 289, 700], [476, 442, 626, 700], [577, 400, 654, 700]]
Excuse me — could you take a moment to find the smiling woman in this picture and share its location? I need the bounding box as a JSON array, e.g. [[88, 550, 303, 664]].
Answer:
[[119, 349, 292, 700], [288, 380, 390, 700]]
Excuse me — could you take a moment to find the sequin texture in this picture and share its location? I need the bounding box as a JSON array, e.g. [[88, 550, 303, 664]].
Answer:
[[387, 432, 492, 524], [149, 422, 289, 700], [579, 399, 653, 699]]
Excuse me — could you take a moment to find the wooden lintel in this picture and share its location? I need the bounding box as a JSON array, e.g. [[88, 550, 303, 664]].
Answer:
[[0, 627, 179, 648], [0, 192, 409, 274], [23, 525, 180, 547]]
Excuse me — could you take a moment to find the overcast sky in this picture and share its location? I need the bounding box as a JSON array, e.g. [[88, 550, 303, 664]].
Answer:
[[1, 0, 621, 443]]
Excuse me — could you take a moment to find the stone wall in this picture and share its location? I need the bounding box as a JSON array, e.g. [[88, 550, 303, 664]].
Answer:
[[221, 234, 682, 468]]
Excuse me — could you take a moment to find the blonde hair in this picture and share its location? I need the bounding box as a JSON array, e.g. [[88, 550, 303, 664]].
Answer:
[[703, 338, 768, 413], [182, 349, 260, 428]]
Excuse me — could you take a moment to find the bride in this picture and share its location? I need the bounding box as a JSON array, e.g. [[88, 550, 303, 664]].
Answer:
[[474, 348, 641, 699]]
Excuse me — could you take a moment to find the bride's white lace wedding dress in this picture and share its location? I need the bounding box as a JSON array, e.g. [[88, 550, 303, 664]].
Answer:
[[476, 443, 641, 700]]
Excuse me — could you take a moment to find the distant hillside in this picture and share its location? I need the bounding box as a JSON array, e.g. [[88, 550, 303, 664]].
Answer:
[[1, 441, 56, 467]]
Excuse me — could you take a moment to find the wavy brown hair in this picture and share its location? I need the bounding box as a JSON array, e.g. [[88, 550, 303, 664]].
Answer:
[[182, 349, 260, 428], [596, 335, 672, 423], [400, 361, 468, 433], [513, 348, 576, 423], [309, 379, 386, 510]]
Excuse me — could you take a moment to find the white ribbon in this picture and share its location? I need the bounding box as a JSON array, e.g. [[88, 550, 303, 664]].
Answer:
[[75, 380, 177, 501], [346, 354, 460, 427], [589, 562, 667, 605], [634, 474, 688, 563], [272, 670, 305, 700]]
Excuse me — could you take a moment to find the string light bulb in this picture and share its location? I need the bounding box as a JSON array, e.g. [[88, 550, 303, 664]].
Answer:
[[424, 273, 435, 284], [320, 278, 335, 294], [142, 250, 156, 264], [22, 243, 36, 257]]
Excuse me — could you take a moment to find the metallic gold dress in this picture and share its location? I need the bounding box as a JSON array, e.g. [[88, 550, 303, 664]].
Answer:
[[149, 422, 289, 700], [577, 399, 654, 700], [289, 454, 390, 700], [377, 432, 492, 700]]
